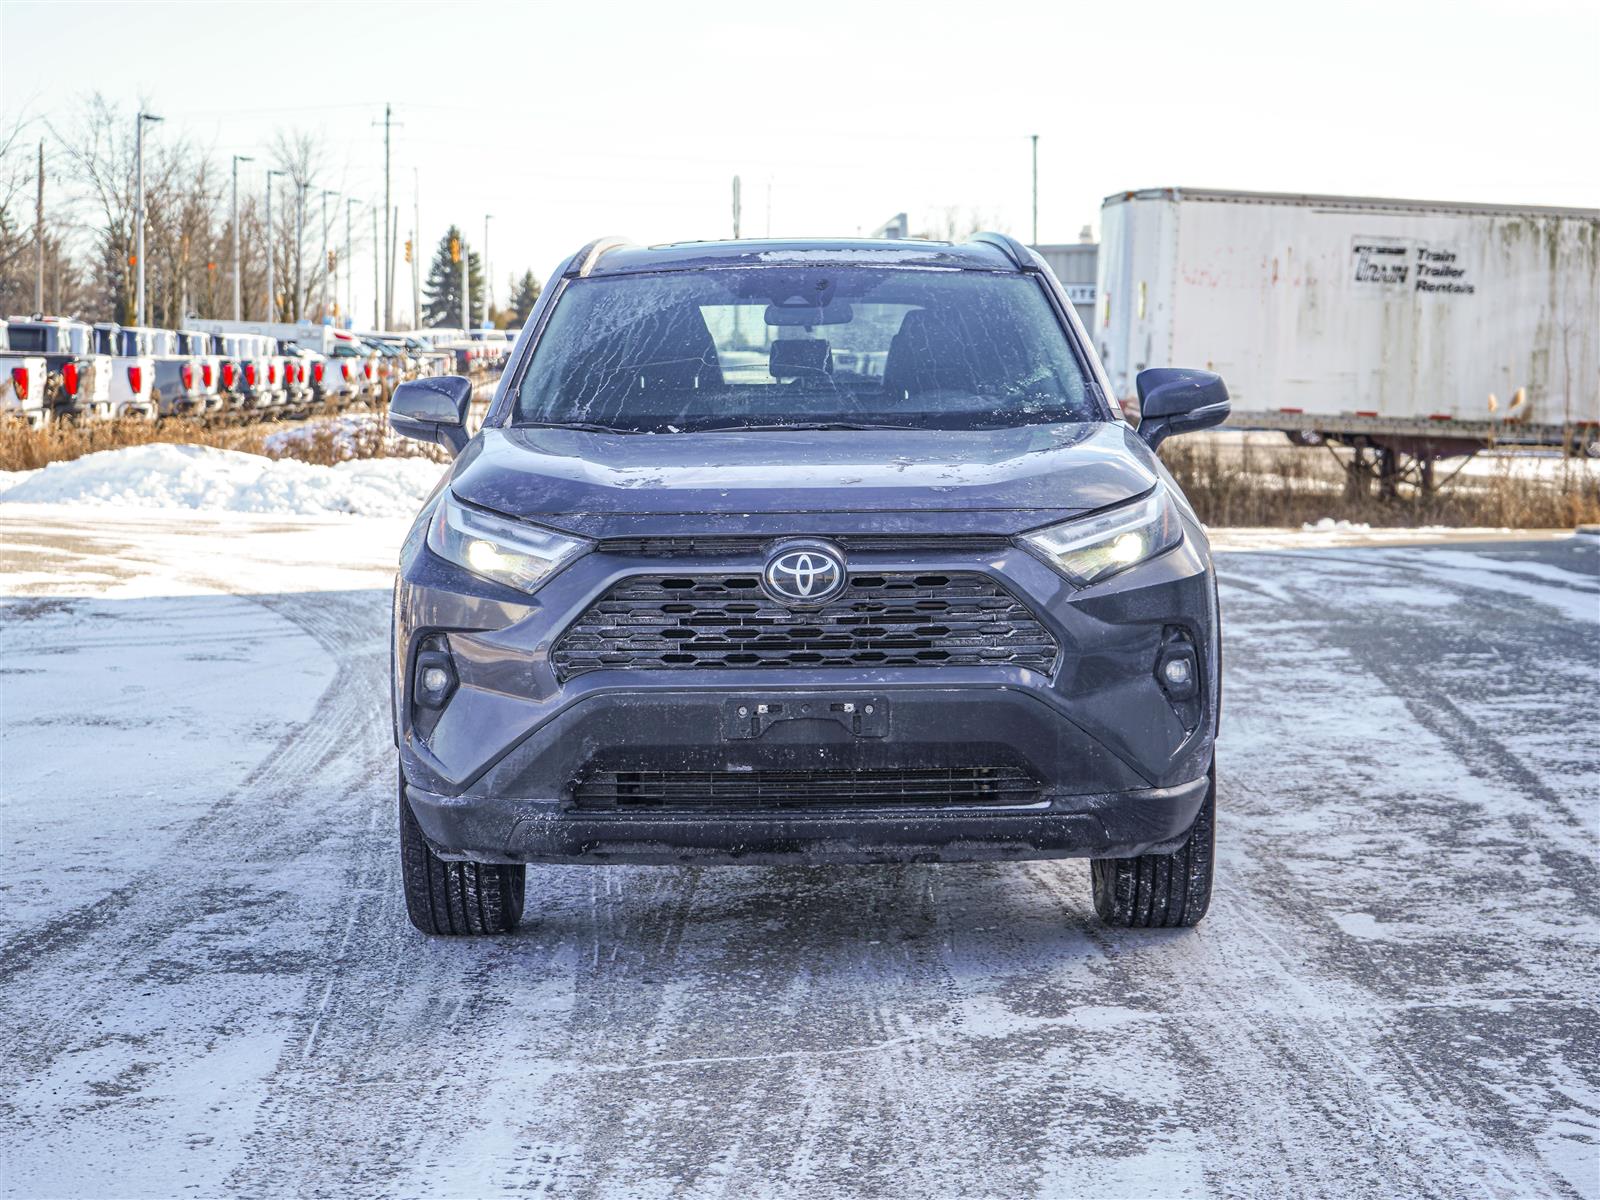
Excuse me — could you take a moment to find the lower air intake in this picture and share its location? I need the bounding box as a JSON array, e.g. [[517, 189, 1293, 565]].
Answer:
[[572, 767, 1039, 811]]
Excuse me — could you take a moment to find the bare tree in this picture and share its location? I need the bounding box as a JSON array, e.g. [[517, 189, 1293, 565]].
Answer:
[[914, 206, 1010, 243], [0, 111, 43, 315], [269, 129, 325, 321]]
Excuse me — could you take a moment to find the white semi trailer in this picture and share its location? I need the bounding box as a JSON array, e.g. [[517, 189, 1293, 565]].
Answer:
[[1095, 188, 1600, 487]]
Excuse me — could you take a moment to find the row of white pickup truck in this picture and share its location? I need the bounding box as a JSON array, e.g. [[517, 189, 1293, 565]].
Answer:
[[0, 317, 513, 427]]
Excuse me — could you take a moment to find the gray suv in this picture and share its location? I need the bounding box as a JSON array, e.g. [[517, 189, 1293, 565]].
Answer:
[[388, 235, 1230, 936]]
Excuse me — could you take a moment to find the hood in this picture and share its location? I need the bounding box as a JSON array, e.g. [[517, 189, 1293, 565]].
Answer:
[[448, 421, 1157, 539]]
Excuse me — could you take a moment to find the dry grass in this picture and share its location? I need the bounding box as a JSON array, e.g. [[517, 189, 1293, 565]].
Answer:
[[0, 414, 445, 473], [5, 417, 1595, 528], [1161, 436, 1600, 528], [0, 418, 263, 472]]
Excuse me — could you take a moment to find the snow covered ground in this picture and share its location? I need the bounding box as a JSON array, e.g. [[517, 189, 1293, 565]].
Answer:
[[1, 507, 1596, 1199], [0, 442, 446, 517]]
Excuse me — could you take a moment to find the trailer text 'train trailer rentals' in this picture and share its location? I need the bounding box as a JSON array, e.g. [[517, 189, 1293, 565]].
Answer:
[[1095, 188, 1600, 477]]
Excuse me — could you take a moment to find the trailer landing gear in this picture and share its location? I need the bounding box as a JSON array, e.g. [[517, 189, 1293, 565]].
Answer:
[[1331, 436, 1483, 498]]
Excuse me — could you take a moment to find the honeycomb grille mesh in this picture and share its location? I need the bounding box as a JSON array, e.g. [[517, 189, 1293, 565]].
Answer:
[[551, 572, 1059, 679]]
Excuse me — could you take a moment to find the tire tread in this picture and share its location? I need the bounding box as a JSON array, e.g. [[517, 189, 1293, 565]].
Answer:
[[398, 780, 525, 936], [1091, 770, 1215, 929]]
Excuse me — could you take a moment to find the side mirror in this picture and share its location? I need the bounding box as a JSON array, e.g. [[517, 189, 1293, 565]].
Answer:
[[1135, 368, 1230, 450], [390, 375, 473, 455]]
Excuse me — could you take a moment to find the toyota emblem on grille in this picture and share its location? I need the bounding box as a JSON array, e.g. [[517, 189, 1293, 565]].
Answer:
[[763, 543, 847, 606]]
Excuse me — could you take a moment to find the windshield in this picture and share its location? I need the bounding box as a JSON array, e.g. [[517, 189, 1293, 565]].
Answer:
[[514, 267, 1099, 433]]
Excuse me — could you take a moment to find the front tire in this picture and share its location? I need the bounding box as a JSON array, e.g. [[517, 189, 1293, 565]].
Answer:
[[1090, 767, 1215, 928], [399, 780, 526, 935]]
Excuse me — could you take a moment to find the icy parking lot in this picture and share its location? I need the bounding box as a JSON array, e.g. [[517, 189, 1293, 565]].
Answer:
[[1, 505, 1596, 1199]]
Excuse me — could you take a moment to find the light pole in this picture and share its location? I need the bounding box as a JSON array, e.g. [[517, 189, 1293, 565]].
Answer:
[[483, 214, 493, 327], [134, 111, 163, 326], [372, 205, 380, 328], [320, 189, 337, 323], [231, 154, 253, 321], [1030, 134, 1039, 246], [265, 168, 285, 319], [459, 228, 469, 332], [412, 168, 421, 330], [346, 198, 356, 330], [293, 181, 308, 320]]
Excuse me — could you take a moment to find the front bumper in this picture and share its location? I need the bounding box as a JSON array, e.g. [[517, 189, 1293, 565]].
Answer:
[[394, 510, 1219, 865], [406, 772, 1211, 865]]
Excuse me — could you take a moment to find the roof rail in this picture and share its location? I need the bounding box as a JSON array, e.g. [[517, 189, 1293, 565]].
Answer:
[[566, 237, 634, 278], [969, 231, 1037, 271]]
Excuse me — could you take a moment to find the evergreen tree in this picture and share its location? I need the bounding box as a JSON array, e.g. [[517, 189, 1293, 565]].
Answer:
[[422, 225, 485, 327], [508, 269, 541, 324]]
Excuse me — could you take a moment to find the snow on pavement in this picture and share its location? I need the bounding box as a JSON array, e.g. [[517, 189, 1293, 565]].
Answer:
[[1, 510, 1596, 1199]]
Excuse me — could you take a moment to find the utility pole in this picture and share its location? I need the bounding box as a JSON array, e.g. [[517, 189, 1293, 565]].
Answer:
[[346, 198, 356, 329], [265, 169, 284, 319], [231, 154, 253, 320], [732, 175, 741, 240], [1030, 134, 1039, 246], [34, 140, 44, 313], [134, 111, 162, 326], [411, 168, 421, 329], [483, 214, 494, 327]]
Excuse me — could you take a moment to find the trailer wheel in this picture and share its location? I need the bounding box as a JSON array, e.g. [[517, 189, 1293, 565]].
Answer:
[[1285, 430, 1324, 447], [1090, 764, 1215, 928], [399, 774, 525, 936]]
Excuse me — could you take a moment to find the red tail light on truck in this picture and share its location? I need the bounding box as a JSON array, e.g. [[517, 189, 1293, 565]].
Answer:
[[313, 361, 324, 383], [62, 362, 80, 396], [10, 367, 26, 400], [244, 362, 256, 387], [202, 363, 214, 388], [181, 363, 194, 390], [268, 364, 277, 385], [222, 362, 236, 389], [128, 366, 142, 394]]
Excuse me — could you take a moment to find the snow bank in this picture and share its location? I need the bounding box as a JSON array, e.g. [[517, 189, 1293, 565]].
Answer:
[[0, 443, 445, 517], [1302, 517, 1372, 533]]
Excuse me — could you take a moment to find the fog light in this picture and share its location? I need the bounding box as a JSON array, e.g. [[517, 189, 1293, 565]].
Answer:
[[1155, 631, 1200, 702], [413, 638, 458, 711]]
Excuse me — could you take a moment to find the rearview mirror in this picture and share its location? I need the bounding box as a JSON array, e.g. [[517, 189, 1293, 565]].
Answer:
[[390, 375, 473, 455], [1134, 368, 1230, 450], [764, 301, 853, 326]]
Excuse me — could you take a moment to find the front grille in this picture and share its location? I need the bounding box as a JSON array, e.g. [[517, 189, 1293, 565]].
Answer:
[[595, 534, 1013, 558], [573, 767, 1039, 811], [551, 572, 1059, 679]]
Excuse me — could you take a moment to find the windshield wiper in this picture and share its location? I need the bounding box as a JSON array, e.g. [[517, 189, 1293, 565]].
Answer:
[[518, 420, 643, 435], [693, 420, 918, 433]]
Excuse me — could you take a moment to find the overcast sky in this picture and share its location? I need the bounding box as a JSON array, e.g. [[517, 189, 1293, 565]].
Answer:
[[3, 0, 1596, 323]]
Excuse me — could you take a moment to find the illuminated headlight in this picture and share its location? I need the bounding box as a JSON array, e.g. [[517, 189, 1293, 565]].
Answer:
[[1022, 490, 1183, 586], [427, 492, 587, 593]]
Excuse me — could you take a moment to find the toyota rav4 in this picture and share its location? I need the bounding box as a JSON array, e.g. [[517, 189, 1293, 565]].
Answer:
[[388, 235, 1230, 936]]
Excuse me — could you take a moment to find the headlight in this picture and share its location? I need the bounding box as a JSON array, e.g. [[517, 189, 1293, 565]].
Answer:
[[1022, 489, 1183, 586], [426, 492, 587, 593]]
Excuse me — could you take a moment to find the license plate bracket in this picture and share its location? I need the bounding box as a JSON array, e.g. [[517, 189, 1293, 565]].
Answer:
[[723, 695, 888, 740]]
